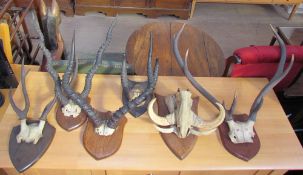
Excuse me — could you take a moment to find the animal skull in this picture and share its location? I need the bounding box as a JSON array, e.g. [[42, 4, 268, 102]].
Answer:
[[148, 90, 225, 138], [62, 100, 81, 117], [94, 122, 115, 136], [17, 119, 45, 144], [129, 84, 145, 107], [227, 120, 255, 143]]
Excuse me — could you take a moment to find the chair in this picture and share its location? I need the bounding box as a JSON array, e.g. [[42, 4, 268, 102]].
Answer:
[[223, 45, 303, 92]]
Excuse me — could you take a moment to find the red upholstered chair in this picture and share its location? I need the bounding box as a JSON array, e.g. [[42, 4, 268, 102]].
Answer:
[[223, 45, 303, 92]]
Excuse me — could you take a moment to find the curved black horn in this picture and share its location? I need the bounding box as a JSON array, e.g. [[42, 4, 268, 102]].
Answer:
[[62, 38, 104, 127], [31, 10, 69, 106], [80, 18, 117, 98], [147, 32, 153, 84], [9, 58, 30, 120], [108, 61, 159, 128], [121, 59, 129, 97]]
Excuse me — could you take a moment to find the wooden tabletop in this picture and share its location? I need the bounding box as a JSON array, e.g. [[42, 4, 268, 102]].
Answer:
[[0, 71, 302, 171], [126, 22, 225, 77]]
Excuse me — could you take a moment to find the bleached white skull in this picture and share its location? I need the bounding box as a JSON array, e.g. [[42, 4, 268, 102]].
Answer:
[[94, 122, 115, 136], [16, 119, 45, 144], [62, 100, 81, 117], [227, 120, 255, 143], [148, 90, 225, 138]]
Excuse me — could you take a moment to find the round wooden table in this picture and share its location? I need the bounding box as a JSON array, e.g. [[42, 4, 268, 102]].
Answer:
[[126, 22, 225, 77]]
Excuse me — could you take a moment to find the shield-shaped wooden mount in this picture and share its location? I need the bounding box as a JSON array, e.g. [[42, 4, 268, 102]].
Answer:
[[154, 93, 199, 160], [83, 111, 127, 160], [218, 114, 260, 161], [9, 120, 55, 172], [55, 98, 89, 131], [122, 80, 153, 118]]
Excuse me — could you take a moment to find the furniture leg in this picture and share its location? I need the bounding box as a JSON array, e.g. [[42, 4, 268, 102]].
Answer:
[[269, 36, 276, 46], [288, 4, 299, 20], [190, 0, 196, 18]]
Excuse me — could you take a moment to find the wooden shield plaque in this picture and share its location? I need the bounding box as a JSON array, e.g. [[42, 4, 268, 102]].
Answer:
[[56, 101, 88, 131], [218, 114, 261, 161], [9, 120, 55, 172], [83, 111, 127, 160], [155, 93, 199, 160]]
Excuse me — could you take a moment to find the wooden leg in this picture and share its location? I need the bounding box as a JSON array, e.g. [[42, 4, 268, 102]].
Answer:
[[288, 4, 300, 20], [190, 0, 197, 18], [269, 36, 276, 46]]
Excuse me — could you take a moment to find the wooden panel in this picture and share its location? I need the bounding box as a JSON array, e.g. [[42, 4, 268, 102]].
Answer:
[[180, 170, 256, 175], [0, 72, 303, 171], [107, 170, 179, 175], [153, 0, 190, 9], [115, 0, 148, 7], [76, 0, 112, 6], [272, 0, 301, 4], [126, 22, 224, 76]]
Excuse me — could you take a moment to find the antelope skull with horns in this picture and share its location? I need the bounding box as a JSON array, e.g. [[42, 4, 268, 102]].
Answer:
[[58, 19, 159, 136], [9, 59, 56, 144], [121, 32, 158, 117], [32, 11, 81, 119], [224, 25, 294, 144]]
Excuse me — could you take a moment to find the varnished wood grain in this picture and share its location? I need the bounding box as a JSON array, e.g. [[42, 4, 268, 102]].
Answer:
[[218, 114, 260, 161], [155, 94, 199, 160], [56, 102, 88, 131], [75, 0, 191, 19], [83, 112, 127, 160], [126, 22, 225, 76], [0, 72, 302, 172]]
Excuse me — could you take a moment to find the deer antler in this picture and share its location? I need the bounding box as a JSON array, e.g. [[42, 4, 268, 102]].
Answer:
[[247, 25, 294, 122]]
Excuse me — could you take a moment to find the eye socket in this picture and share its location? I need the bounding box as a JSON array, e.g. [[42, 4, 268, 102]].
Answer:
[[234, 136, 237, 139]]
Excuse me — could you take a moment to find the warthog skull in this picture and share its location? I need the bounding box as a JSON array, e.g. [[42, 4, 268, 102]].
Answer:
[[148, 90, 225, 138]]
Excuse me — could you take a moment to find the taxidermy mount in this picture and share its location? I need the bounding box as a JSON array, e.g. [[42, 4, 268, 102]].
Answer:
[[60, 19, 159, 160], [32, 10, 87, 131], [121, 32, 158, 117], [173, 23, 294, 161], [8, 59, 56, 172]]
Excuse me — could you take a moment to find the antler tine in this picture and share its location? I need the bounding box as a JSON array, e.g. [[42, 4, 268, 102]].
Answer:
[[173, 23, 186, 68], [121, 59, 130, 96], [108, 65, 159, 129], [81, 17, 117, 98], [9, 58, 30, 120], [151, 58, 159, 87], [147, 32, 153, 84], [248, 26, 295, 121], [31, 10, 69, 105], [183, 49, 220, 109], [40, 97, 57, 121], [62, 34, 103, 127], [225, 92, 237, 121]]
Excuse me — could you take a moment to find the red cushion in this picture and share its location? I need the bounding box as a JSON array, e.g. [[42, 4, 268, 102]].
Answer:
[[231, 63, 303, 91], [234, 46, 303, 64]]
